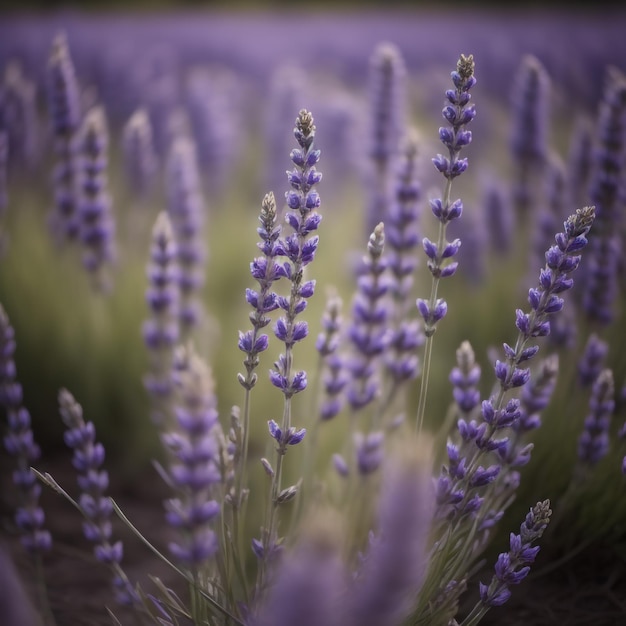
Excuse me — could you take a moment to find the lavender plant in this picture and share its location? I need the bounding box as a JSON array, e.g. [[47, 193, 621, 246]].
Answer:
[[1, 37, 620, 626], [416, 53, 476, 433]]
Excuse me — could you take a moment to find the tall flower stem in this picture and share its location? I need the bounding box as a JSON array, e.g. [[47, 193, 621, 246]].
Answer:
[[415, 54, 476, 433]]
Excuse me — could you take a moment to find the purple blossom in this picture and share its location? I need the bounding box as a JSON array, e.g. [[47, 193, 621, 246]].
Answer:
[[238, 192, 282, 391], [46, 33, 81, 241], [365, 42, 406, 235], [0, 304, 51, 554], [162, 347, 221, 568], [582, 68, 626, 325], [122, 108, 158, 199], [77, 106, 116, 289], [418, 54, 476, 338], [0, 62, 40, 173], [166, 134, 206, 333], [578, 333, 609, 388], [346, 454, 433, 626], [0, 132, 6, 213], [142, 212, 180, 424], [509, 55, 551, 216], [483, 182, 513, 256], [347, 223, 390, 410], [578, 368, 614, 467], [59, 388, 136, 606], [317, 290, 348, 420], [270, 109, 321, 398], [450, 340, 481, 417], [478, 500, 551, 610]]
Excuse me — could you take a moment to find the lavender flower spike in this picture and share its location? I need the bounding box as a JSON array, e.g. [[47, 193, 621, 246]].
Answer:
[[122, 107, 158, 199], [582, 68, 626, 326], [498, 206, 595, 395], [578, 368, 614, 467], [346, 448, 434, 626], [162, 346, 221, 569], [59, 388, 137, 606], [365, 42, 407, 235], [474, 500, 551, 616], [77, 106, 116, 289], [143, 212, 180, 426], [0, 304, 51, 554], [46, 33, 81, 241], [419, 53, 476, 337], [347, 222, 389, 411], [166, 134, 207, 335], [509, 55, 551, 217]]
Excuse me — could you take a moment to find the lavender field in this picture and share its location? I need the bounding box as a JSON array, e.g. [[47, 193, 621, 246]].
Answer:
[[1, 7, 626, 626]]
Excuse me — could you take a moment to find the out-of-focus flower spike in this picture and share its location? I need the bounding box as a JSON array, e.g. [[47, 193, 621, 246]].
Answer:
[[123, 107, 158, 199], [77, 105, 116, 290], [0, 304, 51, 555], [578, 368, 614, 467], [46, 33, 82, 242], [166, 134, 207, 335], [509, 54, 551, 217], [365, 42, 407, 235]]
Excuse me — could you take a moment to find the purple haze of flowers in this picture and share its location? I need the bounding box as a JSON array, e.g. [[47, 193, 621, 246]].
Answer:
[[46, 33, 81, 241], [238, 191, 281, 392], [166, 135, 207, 334], [142, 212, 180, 425], [162, 347, 221, 568], [346, 454, 434, 626], [582, 68, 626, 326], [509, 55, 551, 216], [365, 42, 407, 235], [578, 368, 614, 467], [77, 106, 116, 288], [59, 388, 137, 606], [418, 53, 476, 337], [316, 289, 348, 420], [270, 109, 322, 399], [122, 108, 158, 199], [0, 304, 51, 554], [347, 223, 389, 410], [478, 500, 551, 610]]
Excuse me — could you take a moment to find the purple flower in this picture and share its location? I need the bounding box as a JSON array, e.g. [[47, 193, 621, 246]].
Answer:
[[0, 132, 7, 213], [509, 55, 551, 216], [59, 388, 136, 606], [365, 42, 407, 235], [450, 341, 481, 416], [0, 305, 51, 554], [46, 34, 81, 241], [578, 333, 609, 387], [162, 347, 221, 568], [238, 192, 282, 391], [347, 223, 390, 411], [346, 453, 433, 626], [77, 106, 116, 289], [166, 135, 206, 333], [478, 500, 551, 610], [317, 291, 348, 420], [142, 212, 180, 425], [483, 182, 513, 256], [578, 368, 614, 467], [122, 108, 158, 199], [418, 54, 476, 338], [582, 68, 626, 325]]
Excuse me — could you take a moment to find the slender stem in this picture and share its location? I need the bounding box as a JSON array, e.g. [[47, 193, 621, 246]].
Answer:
[[34, 554, 57, 626]]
